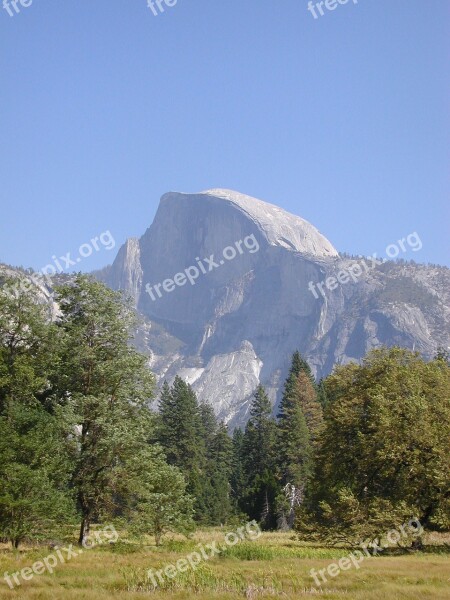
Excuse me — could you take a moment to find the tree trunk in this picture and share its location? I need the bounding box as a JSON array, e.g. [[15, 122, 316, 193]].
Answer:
[[78, 515, 90, 546], [260, 489, 270, 527]]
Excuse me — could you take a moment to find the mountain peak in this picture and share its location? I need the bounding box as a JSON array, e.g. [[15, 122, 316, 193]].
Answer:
[[101, 189, 449, 427], [160, 189, 338, 258]]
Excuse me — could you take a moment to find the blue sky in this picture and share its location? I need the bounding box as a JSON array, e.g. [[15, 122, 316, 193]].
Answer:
[[0, 0, 448, 272]]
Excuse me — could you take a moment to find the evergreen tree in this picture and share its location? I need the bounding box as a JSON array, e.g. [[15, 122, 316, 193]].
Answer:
[[198, 402, 218, 448], [317, 378, 329, 409], [157, 377, 203, 476], [296, 372, 323, 448], [0, 403, 75, 548], [156, 377, 215, 522], [195, 404, 235, 524], [276, 352, 323, 528], [0, 279, 75, 547], [277, 380, 312, 487], [156, 380, 181, 464], [241, 385, 279, 528], [230, 428, 246, 513], [157, 383, 235, 525], [277, 353, 321, 488], [435, 346, 450, 366], [208, 422, 234, 524], [281, 351, 315, 403]]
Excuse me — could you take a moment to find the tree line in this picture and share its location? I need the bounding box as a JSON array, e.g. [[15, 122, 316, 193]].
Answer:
[[0, 273, 448, 548], [231, 347, 449, 545]]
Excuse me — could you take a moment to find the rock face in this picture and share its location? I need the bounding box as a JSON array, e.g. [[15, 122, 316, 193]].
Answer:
[[98, 189, 449, 427]]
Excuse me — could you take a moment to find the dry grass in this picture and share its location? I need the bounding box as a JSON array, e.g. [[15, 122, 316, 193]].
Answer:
[[0, 530, 448, 599]]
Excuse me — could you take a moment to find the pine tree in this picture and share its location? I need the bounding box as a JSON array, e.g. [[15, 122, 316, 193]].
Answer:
[[156, 380, 181, 464], [208, 422, 233, 524], [277, 380, 312, 486], [281, 351, 315, 404], [199, 402, 218, 450], [0, 279, 75, 547], [158, 377, 203, 475], [156, 377, 214, 522], [244, 385, 276, 472], [277, 353, 319, 488], [317, 378, 329, 409], [296, 372, 323, 448], [0, 403, 75, 548], [276, 352, 323, 528], [230, 428, 246, 512], [241, 385, 279, 528]]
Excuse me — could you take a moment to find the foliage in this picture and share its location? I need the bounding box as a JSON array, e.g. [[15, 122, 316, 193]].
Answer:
[[53, 275, 156, 544], [276, 352, 323, 527], [156, 377, 234, 525], [126, 448, 194, 545], [297, 347, 450, 543], [239, 386, 279, 529], [0, 280, 75, 547], [1, 273, 448, 549]]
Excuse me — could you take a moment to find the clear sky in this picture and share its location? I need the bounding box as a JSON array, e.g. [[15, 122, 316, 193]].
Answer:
[[1, 0, 448, 273]]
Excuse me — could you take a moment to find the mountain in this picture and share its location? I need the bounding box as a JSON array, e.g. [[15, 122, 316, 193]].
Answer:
[[3, 190, 446, 427], [95, 189, 450, 426]]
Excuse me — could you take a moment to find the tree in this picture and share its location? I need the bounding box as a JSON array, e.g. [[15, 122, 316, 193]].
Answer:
[[297, 347, 450, 543], [277, 378, 312, 486], [156, 377, 210, 521], [230, 428, 246, 514], [156, 381, 234, 524], [317, 378, 329, 409], [241, 385, 279, 528], [0, 274, 199, 548], [0, 279, 75, 547], [435, 346, 450, 366], [0, 275, 58, 414], [281, 351, 315, 402], [208, 422, 234, 524], [157, 377, 203, 477], [276, 353, 323, 528], [0, 404, 75, 548], [54, 275, 155, 545], [155, 381, 178, 462], [126, 448, 194, 546], [296, 372, 323, 448]]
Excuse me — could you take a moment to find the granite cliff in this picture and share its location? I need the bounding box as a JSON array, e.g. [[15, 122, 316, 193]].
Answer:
[[96, 189, 450, 426]]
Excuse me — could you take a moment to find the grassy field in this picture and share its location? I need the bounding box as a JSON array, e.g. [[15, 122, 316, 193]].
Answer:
[[0, 529, 449, 599]]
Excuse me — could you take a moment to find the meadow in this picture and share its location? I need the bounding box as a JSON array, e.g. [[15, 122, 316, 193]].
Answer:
[[1, 529, 449, 599]]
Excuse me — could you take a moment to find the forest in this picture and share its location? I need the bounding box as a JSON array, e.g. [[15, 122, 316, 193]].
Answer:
[[1, 273, 448, 553]]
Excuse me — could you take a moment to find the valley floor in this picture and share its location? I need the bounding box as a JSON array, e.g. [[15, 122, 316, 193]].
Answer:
[[0, 530, 449, 599]]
